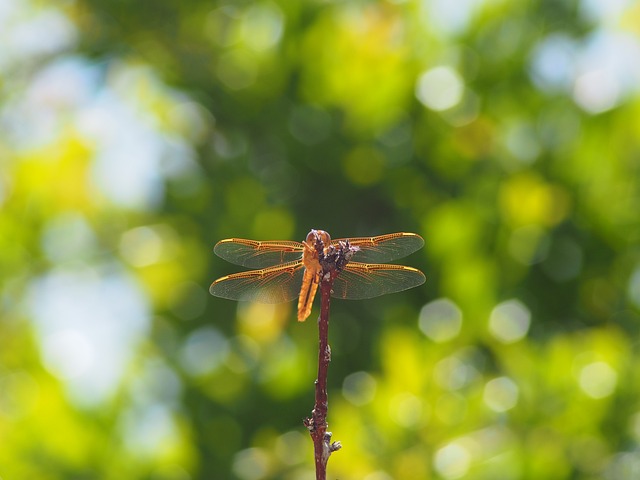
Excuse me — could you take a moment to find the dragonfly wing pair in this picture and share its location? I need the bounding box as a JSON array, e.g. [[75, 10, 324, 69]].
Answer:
[[209, 232, 425, 304]]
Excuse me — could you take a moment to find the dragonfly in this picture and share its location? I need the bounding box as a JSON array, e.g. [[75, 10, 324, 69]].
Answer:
[[209, 230, 426, 321]]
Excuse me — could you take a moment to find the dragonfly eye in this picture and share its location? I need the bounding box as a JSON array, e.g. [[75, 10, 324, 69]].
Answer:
[[317, 230, 331, 246], [306, 230, 317, 243]]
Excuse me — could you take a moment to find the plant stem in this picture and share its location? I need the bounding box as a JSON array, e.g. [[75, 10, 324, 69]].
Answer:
[[306, 273, 342, 480], [305, 236, 356, 479]]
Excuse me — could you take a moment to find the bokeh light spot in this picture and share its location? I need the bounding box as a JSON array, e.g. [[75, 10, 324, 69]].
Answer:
[[573, 69, 620, 114], [572, 31, 640, 113], [275, 430, 307, 466], [603, 452, 640, 480], [578, 361, 617, 399], [488, 299, 531, 344], [483, 377, 519, 412], [0, 5, 77, 68], [440, 89, 480, 127], [179, 326, 229, 377], [120, 403, 179, 456], [416, 66, 464, 111], [41, 329, 94, 379], [29, 267, 150, 405], [499, 173, 570, 228], [237, 302, 287, 343], [232, 447, 271, 480], [529, 34, 577, 92], [389, 392, 426, 428], [419, 298, 463, 342], [423, 0, 484, 37], [120, 226, 164, 267], [434, 441, 471, 479], [434, 353, 477, 391], [342, 371, 377, 406], [579, 0, 629, 24], [240, 2, 284, 52]]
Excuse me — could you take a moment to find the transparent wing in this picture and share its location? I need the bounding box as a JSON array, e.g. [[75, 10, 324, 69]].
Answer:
[[214, 238, 304, 268], [333, 232, 424, 263], [209, 260, 305, 303], [331, 262, 426, 300]]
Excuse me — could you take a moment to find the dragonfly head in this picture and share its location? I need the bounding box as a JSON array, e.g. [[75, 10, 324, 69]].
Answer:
[[307, 229, 331, 249]]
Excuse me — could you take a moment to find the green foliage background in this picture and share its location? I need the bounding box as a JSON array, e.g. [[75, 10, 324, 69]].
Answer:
[[2, 0, 640, 478]]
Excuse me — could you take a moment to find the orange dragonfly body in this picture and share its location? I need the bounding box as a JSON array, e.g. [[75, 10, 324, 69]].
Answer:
[[210, 230, 425, 321]]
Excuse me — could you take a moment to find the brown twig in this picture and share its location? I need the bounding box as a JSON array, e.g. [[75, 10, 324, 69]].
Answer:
[[305, 272, 341, 479], [304, 239, 358, 479]]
